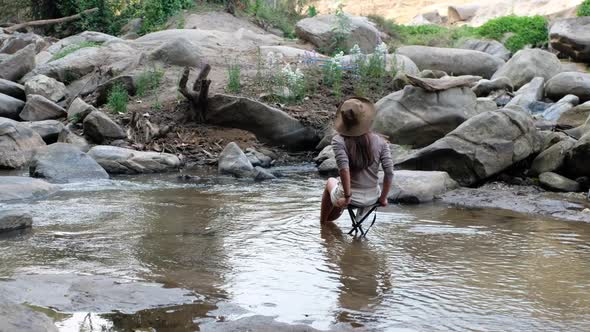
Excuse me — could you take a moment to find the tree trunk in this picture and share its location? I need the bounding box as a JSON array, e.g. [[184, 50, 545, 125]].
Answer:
[[178, 64, 212, 123], [4, 7, 98, 33]]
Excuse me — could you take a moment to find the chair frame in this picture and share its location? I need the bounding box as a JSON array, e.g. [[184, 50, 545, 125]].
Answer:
[[346, 203, 379, 238]]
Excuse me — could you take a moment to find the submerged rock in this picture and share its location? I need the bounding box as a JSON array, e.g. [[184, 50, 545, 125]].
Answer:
[[218, 142, 254, 178], [388, 170, 459, 203], [492, 49, 561, 89], [254, 166, 276, 181], [87, 145, 181, 174], [0, 210, 33, 233], [0, 117, 46, 169], [30, 143, 109, 183], [0, 176, 58, 202]]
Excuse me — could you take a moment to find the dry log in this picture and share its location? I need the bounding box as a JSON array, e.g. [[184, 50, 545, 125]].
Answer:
[[4, 8, 98, 33], [178, 64, 211, 123]]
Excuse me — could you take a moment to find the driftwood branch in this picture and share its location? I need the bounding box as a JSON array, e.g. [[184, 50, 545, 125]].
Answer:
[[4, 7, 98, 33], [178, 64, 211, 123]]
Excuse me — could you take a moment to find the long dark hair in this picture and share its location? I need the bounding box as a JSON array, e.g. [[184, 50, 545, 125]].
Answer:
[[344, 133, 373, 171]]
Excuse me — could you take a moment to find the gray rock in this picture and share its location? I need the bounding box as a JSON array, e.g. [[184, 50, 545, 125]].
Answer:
[[388, 170, 459, 203], [0, 176, 58, 201], [0, 44, 35, 82], [530, 138, 577, 175], [545, 72, 590, 103], [57, 127, 90, 152], [121, 18, 143, 39], [0, 301, 58, 332], [67, 97, 96, 122], [0, 32, 47, 54], [542, 94, 579, 121], [150, 37, 201, 67], [45, 31, 120, 55], [538, 130, 570, 151], [19, 94, 67, 121], [564, 133, 590, 177], [245, 148, 272, 168], [0, 118, 46, 168], [295, 14, 381, 53], [315, 127, 337, 150], [24, 74, 67, 102], [549, 17, 590, 62], [314, 145, 335, 165], [339, 53, 420, 75], [472, 77, 513, 97], [506, 77, 545, 112], [390, 144, 418, 164], [539, 172, 580, 192], [0, 92, 25, 120], [94, 75, 135, 106], [373, 85, 478, 148], [397, 45, 504, 78], [475, 97, 498, 114], [254, 166, 276, 181], [87, 145, 180, 174], [448, 4, 479, 23], [460, 39, 511, 61], [83, 110, 127, 144], [30, 143, 109, 183], [557, 101, 590, 129], [218, 142, 254, 178], [0, 210, 33, 233], [0, 78, 25, 100], [23, 120, 64, 144], [318, 158, 338, 176], [207, 94, 319, 151], [397, 107, 541, 186], [492, 49, 562, 89]]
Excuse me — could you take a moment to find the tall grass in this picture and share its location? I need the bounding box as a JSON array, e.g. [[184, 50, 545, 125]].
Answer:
[[51, 41, 101, 61], [107, 83, 129, 114], [226, 62, 241, 93]]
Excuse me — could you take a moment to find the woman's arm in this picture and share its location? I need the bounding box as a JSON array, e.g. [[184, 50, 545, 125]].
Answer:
[[339, 168, 352, 207], [379, 141, 394, 206]]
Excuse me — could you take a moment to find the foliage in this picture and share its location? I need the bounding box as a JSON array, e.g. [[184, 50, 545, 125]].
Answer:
[[579, 0, 590, 16], [51, 41, 101, 61], [135, 67, 165, 97], [476, 15, 548, 52], [307, 5, 317, 17], [330, 2, 352, 55], [281, 64, 306, 101], [139, 0, 193, 34], [323, 52, 344, 97], [107, 83, 129, 114], [226, 62, 241, 93], [247, 0, 302, 38], [351, 43, 391, 97]]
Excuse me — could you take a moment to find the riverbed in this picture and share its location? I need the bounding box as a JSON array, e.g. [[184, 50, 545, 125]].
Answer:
[[1, 166, 590, 331]]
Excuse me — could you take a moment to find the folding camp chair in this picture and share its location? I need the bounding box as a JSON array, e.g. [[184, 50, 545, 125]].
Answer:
[[347, 203, 380, 238]]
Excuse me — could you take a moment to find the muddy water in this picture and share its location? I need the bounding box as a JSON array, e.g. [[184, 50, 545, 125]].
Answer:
[[2, 167, 590, 331]]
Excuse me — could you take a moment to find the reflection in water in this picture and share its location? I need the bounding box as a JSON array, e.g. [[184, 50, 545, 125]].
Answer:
[[1, 170, 590, 331]]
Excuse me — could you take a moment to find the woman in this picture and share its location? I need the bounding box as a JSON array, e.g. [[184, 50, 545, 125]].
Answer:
[[320, 97, 394, 226]]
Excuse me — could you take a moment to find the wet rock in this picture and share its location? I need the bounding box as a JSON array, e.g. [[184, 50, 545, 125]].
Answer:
[[460, 39, 511, 61], [94, 75, 136, 106], [254, 166, 276, 181], [83, 110, 127, 144], [0, 301, 57, 332], [397, 106, 540, 186], [314, 145, 335, 165], [245, 148, 272, 168], [30, 143, 109, 183], [295, 14, 380, 53], [0, 92, 25, 120], [87, 145, 181, 174], [539, 172, 580, 192], [58, 127, 91, 152], [318, 158, 338, 176], [0, 210, 33, 233], [506, 77, 544, 112], [0, 32, 47, 54], [557, 101, 590, 129], [472, 77, 513, 97], [20, 94, 67, 121], [549, 17, 590, 62], [67, 97, 96, 123], [373, 86, 477, 148], [218, 142, 254, 178], [0, 176, 58, 202], [207, 94, 319, 151], [0, 118, 46, 169], [492, 49, 562, 89], [564, 133, 590, 178], [150, 37, 201, 67], [0, 78, 26, 100], [542, 94, 579, 121], [530, 138, 577, 175], [388, 170, 459, 203], [545, 72, 590, 103], [0, 44, 35, 82], [397, 45, 504, 79], [24, 74, 67, 102], [23, 120, 64, 144]]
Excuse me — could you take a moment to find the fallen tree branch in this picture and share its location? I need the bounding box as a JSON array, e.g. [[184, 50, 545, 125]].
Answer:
[[178, 64, 211, 123], [4, 7, 98, 33]]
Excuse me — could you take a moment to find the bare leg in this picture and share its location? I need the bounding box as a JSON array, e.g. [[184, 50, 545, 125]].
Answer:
[[320, 177, 343, 225]]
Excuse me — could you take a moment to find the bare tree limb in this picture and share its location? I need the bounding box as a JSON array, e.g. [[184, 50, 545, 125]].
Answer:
[[4, 7, 98, 33], [177, 64, 211, 123]]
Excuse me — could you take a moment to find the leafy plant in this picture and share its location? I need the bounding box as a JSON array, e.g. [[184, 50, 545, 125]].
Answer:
[[307, 5, 317, 17], [281, 64, 306, 101], [51, 41, 101, 61], [476, 15, 548, 52], [107, 83, 129, 114], [226, 62, 241, 93], [330, 2, 352, 54], [578, 0, 590, 16], [135, 67, 165, 97], [248, 0, 300, 38], [351, 43, 389, 97], [323, 52, 344, 97]]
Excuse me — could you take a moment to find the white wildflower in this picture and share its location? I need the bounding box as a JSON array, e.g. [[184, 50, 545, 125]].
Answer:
[[350, 44, 362, 56], [375, 42, 388, 55]]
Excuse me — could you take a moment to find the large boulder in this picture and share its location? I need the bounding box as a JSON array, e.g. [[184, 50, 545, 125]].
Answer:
[[563, 133, 590, 177], [207, 94, 319, 151], [150, 37, 201, 67], [397, 107, 541, 186], [0, 78, 26, 100], [388, 170, 459, 204], [218, 142, 254, 178], [23, 120, 64, 144], [87, 145, 180, 174], [460, 39, 511, 61], [539, 172, 580, 192], [0, 176, 58, 201], [339, 53, 419, 75], [45, 31, 120, 56], [530, 138, 577, 175], [295, 14, 381, 53], [19, 94, 67, 121], [549, 17, 590, 62], [0, 93, 25, 120], [373, 85, 478, 147], [83, 110, 127, 143], [541, 95, 579, 121], [0, 32, 47, 54], [0, 210, 33, 233], [492, 49, 562, 90], [24, 74, 67, 102], [506, 77, 544, 112], [30, 143, 109, 183], [545, 72, 590, 103], [557, 101, 590, 128], [0, 301, 58, 332], [0, 44, 35, 82], [397, 46, 504, 79], [0, 117, 46, 168]]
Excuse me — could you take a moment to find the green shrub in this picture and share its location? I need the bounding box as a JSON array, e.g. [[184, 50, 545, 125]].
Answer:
[[226, 62, 241, 93], [307, 5, 317, 17], [578, 0, 590, 16], [140, 0, 193, 34], [51, 41, 101, 61], [107, 83, 129, 114], [135, 67, 165, 97], [476, 15, 548, 52], [329, 3, 352, 54], [248, 0, 301, 38]]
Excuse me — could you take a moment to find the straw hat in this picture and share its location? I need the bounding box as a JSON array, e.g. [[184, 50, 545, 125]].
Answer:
[[334, 97, 376, 137]]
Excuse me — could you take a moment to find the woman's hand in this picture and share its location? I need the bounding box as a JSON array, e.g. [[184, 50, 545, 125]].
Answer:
[[378, 196, 388, 207], [336, 197, 352, 208]]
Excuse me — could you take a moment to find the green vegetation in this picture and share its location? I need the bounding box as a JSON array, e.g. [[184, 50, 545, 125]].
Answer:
[[135, 67, 165, 97], [307, 5, 317, 17], [578, 0, 590, 16], [248, 0, 304, 38], [51, 41, 101, 61], [477, 15, 548, 52], [226, 62, 241, 93], [322, 53, 344, 98], [351, 43, 393, 97], [107, 83, 129, 114]]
